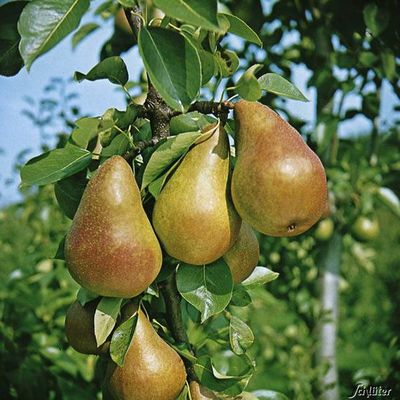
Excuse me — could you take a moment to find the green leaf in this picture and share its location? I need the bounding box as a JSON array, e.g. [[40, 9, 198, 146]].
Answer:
[[363, 3, 389, 37], [220, 13, 262, 46], [74, 56, 129, 85], [141, 131, 202, 190], [94, 297, 123, 347], [18, 0, 90, 70], [67, 117, 100, 149], [170, 112, 216, 135], [229, 315, 254, 355], [194, 356, 245, 392], [72, 22, 99, 49], [101, 134, 131, 158], [241, 267, 279, 288], [176, 260, 233, 323], [53, 235, 66, 260], [376, 187, 400, 218], [0, 1, 27, 76], [147, 158, 182, 199], [138, 27, 201, 112], [230, 284, 252, 307], [236, 64, 262, 101], [110, 313, 138, 367], [258, 73, 309, 102], [153, 0, 221, 33], [381, 49, 396, 80], [117, 0, 136, 7], [54, 171, 87, 219], [215, 50, 240, 78], [20, 145, 92, 186], [77, 287, 99, 306]]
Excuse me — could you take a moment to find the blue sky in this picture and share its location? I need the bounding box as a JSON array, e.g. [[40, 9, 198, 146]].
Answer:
[[0, 6, 399, 206]]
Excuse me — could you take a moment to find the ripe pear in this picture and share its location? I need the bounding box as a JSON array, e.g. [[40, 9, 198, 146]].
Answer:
[[232, 101, 327, 237], [223, 222, 259, 283], [65, 299, 109, 355], [152, 125, 241, 265], [106, 309, 186, 400], [65, 156, 162, 298]]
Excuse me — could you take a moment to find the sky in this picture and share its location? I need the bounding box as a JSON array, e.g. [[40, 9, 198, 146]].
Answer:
[[0, 4, 399, 207]]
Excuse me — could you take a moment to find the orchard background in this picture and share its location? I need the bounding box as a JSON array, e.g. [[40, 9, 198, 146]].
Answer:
[[0, 0, 399, 399]]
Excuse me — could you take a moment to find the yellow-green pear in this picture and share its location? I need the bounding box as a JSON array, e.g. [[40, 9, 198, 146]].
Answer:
[[65, 156, 162, 298], [223, 222, 260, 283], [153, 125, 241, 265], [65, 299, 109, 355], [232, 101, 328, 237], [106, 309, 187, 400]]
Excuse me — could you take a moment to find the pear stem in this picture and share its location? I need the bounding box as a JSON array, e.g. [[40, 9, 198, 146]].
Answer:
[[160, 272, 198, 383]]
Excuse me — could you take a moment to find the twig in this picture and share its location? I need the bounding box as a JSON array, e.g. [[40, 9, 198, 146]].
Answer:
[[160, 272, 198, 383]]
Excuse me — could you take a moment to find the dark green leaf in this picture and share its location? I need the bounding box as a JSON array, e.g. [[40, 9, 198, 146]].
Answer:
[[258, 73, 309, 102], [241, 267, 279, 288], [176, 259, 233, 322], [229, 315, 254, 355], [117, 0, 136, 7], [0, 1, 27, 76], [138, 27, 201, 111], [110, 313, 138, 367], [94, 297, 123, 347], [153, 0, 221, 33], [230, 284, 252, 307], [220, 13, 262, 46], [74, 56, 129, 85], [236, 64, 262, 101], [101, 134, 131, 158], [20, 145, 92, 186], [54, 171, 87, 219], [72, 22, 99, 49], [170, 112, 216, 135], [18, 0, 90, 70], [53, 235, 66, 260]]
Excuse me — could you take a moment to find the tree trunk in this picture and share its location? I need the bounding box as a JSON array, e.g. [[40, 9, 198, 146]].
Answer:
[[318, 233, 342, 400]]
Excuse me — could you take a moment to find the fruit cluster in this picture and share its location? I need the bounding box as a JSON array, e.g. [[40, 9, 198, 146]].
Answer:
[[64, 101, 328, 399]]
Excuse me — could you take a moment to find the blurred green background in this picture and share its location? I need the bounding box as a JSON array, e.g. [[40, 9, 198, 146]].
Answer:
[[1, 0, 399, 399]]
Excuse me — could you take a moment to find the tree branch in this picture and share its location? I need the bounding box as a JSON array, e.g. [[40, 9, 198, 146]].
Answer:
[[160, 272, 198, 383]]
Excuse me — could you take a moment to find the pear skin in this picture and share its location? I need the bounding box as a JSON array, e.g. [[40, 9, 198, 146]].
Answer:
[[106, 309, 187, 400], [223, 222, 260, 283], [232, 101, 328, 236], [153, 125, 241, 265], [65, 299, 109, 355], [65, 156, 162, 298]]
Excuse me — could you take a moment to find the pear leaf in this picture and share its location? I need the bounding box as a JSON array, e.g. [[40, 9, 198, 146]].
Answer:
[[230, 284, 252, 307], [110, 313, 138, 367], [252, 390, 290, 400], [176, 260, 233, 323], [258, 73, 309, 102], [153, 0, 221, 33], [229, 315, 254, 355], [76, 287, 99, 306], [220, 13, 262, 46], [71, 22, 99, 49], [138, 27, 201, 112], [74, 56, 128, 85], [141, 131, 202, 190], [18, 0, 90, 70], [236, 64, 262, 101], [241, 266, 279, 288], [94, 297, 123, 347], [20, 145, 92, 186]]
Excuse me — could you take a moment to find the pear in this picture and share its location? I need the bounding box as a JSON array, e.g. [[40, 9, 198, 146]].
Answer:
[[223, 222, 260, 283], [65, 156, 162, 298], [232, 100, 327, 237], [106, 309, 187, 400], [65, 299, 109, 355], [153, 125, 241, 265]]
